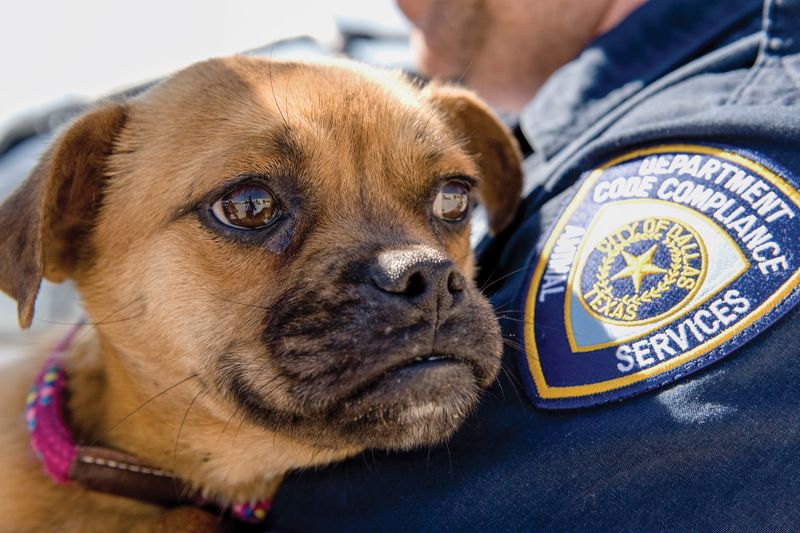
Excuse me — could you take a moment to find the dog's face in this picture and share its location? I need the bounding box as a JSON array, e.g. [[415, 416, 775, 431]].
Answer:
[[0, 57, 522, 454]]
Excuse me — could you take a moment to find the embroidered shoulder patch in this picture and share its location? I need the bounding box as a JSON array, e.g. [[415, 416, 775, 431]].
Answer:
[[520, 145, 800, 409]]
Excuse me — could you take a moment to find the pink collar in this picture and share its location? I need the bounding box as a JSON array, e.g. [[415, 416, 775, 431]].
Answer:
[[26, 324, 271, 524]]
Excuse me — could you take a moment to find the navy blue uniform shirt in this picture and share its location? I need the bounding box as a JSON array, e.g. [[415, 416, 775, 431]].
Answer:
[[267, 0, 800, 530]]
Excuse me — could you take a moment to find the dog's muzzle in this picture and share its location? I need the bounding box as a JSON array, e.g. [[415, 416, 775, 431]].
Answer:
[[235, 242, 503, 449]]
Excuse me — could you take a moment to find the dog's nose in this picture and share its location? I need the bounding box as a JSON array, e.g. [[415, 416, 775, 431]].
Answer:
[[371, 245, 466, 314]]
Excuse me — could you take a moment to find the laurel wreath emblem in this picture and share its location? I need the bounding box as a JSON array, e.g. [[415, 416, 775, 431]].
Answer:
[[587, 228, 683, 321]]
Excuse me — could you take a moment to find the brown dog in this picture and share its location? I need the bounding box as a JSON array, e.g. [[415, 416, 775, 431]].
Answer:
[[0, 56, 522, 531]]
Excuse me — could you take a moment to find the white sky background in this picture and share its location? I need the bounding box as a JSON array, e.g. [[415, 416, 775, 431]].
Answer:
[[0, 0, 409, 131], [0, 1, 408, 341]]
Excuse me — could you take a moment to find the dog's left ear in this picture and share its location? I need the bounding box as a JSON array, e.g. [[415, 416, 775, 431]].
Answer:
[[0, 102, 127, 328], [425, 85, 523, 235]]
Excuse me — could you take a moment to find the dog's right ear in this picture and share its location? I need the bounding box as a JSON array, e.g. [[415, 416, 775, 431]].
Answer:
[[0, 102, 127, 329]]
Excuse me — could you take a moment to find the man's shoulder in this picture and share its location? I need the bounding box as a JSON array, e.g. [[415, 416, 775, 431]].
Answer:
[[507, 0, 800, 409], [519, 0, 799, 176]]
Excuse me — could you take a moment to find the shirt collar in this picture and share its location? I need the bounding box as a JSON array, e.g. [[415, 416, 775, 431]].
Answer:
[[520, 0, 764, 160]]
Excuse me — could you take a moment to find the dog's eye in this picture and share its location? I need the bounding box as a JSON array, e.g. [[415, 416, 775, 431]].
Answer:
[[433, 180, 470, 222], [211, 185, 279, 230]]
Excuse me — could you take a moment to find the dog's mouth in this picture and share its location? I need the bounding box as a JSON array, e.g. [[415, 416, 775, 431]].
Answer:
[[343, 353, 468, 406], [323, 352, 482, 449], [402, 353, 457, 367]]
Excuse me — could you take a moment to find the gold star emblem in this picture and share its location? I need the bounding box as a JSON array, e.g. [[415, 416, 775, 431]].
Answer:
[[610, 244, 667, 293]]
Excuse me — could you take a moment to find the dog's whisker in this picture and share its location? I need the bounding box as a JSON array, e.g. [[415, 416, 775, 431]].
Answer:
[[93, 374, 198, 446], [73, 296, 145, 346], [419, 57, 478, 162], [501, 337, 525, 352], [449, 249, 477, 268], [216, 348, 280, 444], [172, 388, 205, 488], [268, 44, 291, 130], [35, 311, 144, 327], [422, 54, 474, 136], [497, 362, 524, 402], [370, 448, 378, 471], [493, 307, 523, 317], [492, 298, 520, 312], [231, 411, 249, 448], [203, 340, 271, 445], [493, 367, 507, 401], [454, 55, 476, 88], [307, 430, 329, 463], [496, 315, 538, 327], [218, 408, 240, 442], [360, 450, 376, 474], [480, 265, 532, 294], [283, 70, 292, 125]]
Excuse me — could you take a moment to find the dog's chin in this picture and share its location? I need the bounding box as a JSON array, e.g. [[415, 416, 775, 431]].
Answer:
[[334, 356, 481, 450]]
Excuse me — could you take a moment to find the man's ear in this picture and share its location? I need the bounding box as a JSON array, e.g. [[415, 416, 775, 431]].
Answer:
[[425, 84, 523, 235], [0, 102, 127, 329]]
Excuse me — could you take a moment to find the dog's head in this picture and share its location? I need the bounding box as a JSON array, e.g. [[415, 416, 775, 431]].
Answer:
[[0, 57, 521, 453]]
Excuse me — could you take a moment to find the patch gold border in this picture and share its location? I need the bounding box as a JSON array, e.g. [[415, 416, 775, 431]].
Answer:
[[524, 144, 800, 399], [564, 200, 750, 352]]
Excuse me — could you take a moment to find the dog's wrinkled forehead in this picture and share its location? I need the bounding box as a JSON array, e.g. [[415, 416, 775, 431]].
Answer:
[[111, 57, 478, 228]]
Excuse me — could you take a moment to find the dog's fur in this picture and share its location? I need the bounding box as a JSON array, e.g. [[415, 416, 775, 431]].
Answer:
[[0, 56, 521, 531]]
